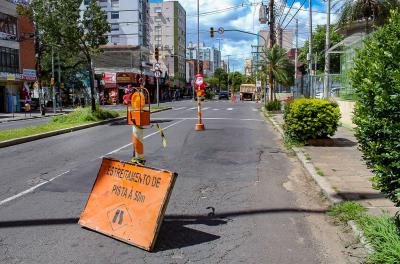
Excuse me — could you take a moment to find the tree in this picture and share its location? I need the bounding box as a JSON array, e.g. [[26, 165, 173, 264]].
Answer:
[[351, 10, 400, 206], [21, 0, 110, 112], [337, 0, 400, 33], [213, 68, 228, 90], [299, 25, 343, 73], [229, 72, 245, 93], [261, 45, 294, 100]]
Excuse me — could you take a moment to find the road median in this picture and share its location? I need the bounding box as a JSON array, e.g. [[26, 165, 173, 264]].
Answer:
[[0, 107, 171, 148]]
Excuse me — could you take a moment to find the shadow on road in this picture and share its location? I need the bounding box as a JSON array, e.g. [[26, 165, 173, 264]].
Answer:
[[0, 207, 327, 250]]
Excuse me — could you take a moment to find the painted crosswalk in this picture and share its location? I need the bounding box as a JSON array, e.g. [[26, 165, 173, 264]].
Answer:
[[173, 106, 241, 112]]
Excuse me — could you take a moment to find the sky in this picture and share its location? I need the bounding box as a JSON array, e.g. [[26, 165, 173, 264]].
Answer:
[[149, 0, 339, 73]]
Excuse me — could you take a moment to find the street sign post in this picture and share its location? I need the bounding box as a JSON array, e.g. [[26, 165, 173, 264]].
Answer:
[[79, 158, 178, 251], [218, 27, 224, 35]]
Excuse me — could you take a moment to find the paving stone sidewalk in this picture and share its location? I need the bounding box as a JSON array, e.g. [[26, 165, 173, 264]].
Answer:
[[269, 113, 397, 216]]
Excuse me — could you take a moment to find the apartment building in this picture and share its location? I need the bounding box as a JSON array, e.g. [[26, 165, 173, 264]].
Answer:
[[0, 0, 36, 113], [186, 42, 221, 76], [149, 1, 186, 89]]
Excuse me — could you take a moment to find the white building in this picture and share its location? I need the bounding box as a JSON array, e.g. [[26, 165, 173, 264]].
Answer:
[[186, 42, 221, 76], [149, 1, 186, 89], [81, 0, 149, 47]]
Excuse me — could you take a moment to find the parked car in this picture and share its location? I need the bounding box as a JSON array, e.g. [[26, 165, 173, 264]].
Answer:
[[218, 91, 229, 100]]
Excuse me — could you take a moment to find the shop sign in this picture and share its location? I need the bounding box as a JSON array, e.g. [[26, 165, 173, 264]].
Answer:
[[23, 69, 37, 81], [7, 73, 16, 81], [103, 72, 117, 84], [117, 73, 132, 83]]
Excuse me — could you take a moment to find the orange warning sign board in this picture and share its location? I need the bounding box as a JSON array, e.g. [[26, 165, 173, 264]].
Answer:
[[79, 158, 178, 251]]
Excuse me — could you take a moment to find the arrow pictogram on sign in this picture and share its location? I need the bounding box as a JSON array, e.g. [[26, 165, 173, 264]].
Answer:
[[107, 204, 132, 231]]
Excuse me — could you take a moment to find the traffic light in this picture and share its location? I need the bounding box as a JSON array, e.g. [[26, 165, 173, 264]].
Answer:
[[155, 47, 160, 61], [210, 27, 214, 38]]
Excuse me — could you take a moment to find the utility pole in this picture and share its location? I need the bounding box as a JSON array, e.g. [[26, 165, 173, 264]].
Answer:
[[308, 0, 313, 97], [51, 47, 56, 114], [268, 0, 275, 101], [227, 55, 231, 94], [57, 52, 62, 111], [197, 0, 200, 74], [295, 19, 298, 82], [323, 0, 331, 98]]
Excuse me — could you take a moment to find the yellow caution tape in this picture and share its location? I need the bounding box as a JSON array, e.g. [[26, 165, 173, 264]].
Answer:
[[152, 123, 167, 148]]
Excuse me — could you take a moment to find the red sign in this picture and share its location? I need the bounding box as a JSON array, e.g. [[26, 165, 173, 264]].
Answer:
[[103, 72, 116, 84], [117, 73, 133, 84]]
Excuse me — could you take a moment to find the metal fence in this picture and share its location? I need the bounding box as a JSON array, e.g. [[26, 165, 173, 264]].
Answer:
[[291, 74, 344, 99]]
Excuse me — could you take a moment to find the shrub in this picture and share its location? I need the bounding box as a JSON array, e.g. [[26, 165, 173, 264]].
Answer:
[[350, 10, 400, 206], [265, 100, 281, 111], [52, 107, 119, 124], [283, 98, 340, 143]]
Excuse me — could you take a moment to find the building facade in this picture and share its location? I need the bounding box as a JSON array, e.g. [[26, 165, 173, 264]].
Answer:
[[149, 1, 186, 89], [80, 0, 160, 104], [186, 42, 221, 76], [0, 0, 36, 113], [244, 59, 252, 77], [258, 29, 293, 52]]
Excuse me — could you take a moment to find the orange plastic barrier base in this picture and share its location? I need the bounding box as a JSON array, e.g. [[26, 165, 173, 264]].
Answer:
[[195, 123, 205, 131]]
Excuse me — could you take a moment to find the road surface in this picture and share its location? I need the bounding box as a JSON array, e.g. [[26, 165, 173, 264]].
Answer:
[[0, 100, 353, 263]]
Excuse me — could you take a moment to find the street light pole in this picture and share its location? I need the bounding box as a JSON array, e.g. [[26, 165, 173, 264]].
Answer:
[[197, 0, 200, 74], [51, 46, 56, 114], [323, 0, 331, 98], [268, 0, 275, 102], [308, 0, 313, 97]]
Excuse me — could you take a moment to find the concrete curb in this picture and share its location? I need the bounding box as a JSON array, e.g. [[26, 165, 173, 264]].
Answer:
[[348, 220, 374, 254], [262, 111, 343, 204], [0, 107, 172, 148]]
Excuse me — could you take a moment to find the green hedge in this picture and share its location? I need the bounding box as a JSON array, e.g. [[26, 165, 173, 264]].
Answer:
[[284, 98, 340, 143], [351, 10, 400, 206], [265, 100, 281, 111]]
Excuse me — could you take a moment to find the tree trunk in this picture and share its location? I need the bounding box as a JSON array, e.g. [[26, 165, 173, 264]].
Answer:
[[87, 59, 96, 112]]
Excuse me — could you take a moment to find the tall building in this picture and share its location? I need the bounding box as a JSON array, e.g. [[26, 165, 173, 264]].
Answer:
[[80, 0, 156, 104], [258, 29, 293, 52], [0, 0, 36, 113], [149, 1, 186, 89], [186, 42, 221, 76]]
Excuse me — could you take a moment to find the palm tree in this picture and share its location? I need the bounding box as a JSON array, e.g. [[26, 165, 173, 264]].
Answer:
[[261, 45, 294, 101], [337, 0, 400, 33]]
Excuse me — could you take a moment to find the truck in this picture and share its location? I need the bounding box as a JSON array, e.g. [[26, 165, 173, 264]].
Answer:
[[240, 84, 258, 101]]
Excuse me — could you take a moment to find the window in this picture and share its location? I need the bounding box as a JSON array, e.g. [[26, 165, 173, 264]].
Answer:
[[111, 35, 120, 43], [154, 7, 162, 13], [0, 47, 19, 73], [110, 11, 119, 19], [111, 23, 119, 31], [154, 17, 161, 23], [111, 0, 119, 7]]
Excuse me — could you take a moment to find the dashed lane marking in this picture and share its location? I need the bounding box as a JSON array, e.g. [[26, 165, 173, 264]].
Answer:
[[173, 107, 186, 111], [0, 119, 187, 207], [0, 170, 70, 206], [227, 108, 234, 111]]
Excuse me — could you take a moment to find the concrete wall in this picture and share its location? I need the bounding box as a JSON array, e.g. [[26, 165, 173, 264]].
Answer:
[[336, 99, 356, 128]]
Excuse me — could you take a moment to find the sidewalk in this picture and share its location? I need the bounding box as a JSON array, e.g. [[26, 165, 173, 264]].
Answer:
[[268, 112, 397, 216], [0, 110, 66, 123]]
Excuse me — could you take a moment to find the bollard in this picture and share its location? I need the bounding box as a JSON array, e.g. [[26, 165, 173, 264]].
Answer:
[[132, 125, 145, 165], [195, 96, 205, 131]]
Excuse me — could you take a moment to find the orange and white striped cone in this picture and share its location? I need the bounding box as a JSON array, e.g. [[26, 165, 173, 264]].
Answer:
[[195, 97, 205, 131], [132, 125, 145, 165]]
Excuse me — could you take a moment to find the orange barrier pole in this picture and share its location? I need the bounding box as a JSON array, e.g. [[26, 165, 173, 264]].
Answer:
[[132, 125, 145, 164], [195, 97, 205, 131]]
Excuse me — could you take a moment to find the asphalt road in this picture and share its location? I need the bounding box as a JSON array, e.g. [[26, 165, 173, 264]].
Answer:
[[0, 100, 349, 263]]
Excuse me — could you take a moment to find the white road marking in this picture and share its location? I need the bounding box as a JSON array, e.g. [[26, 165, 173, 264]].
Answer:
[[0, 170, 70, 206], [213, 109, 220, 111], [227, 108, 234, 111], [173, 107, 186, 111], [188, 107, 197, 110], [103, 118, 187, 156], [154, 117, 264, 122], [252, 108, 258, 112], [0, 119, 187, 207], [202, 107, 210, 111]]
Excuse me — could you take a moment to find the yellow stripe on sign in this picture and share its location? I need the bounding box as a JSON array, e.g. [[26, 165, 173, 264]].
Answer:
[[153, 124, 167, 148]]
